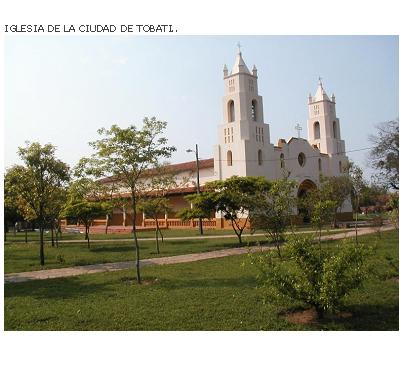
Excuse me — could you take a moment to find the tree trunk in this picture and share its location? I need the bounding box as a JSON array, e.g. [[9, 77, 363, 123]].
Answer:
[[105, 214, 109, 234], [275, 243, 282, 259], [25, 222, 28, 243], [316, 306, 325, 320], [155, 218, 160, 254], [55, 228, 59, 248], [159, 226, 164, 243], [318, 227, 322, 251], [355, 195, 359, 245], [86, 225, 90, 249], [132, 196, 141, 284], [51, 223, 55, 247], [39, 226, 45, 266]]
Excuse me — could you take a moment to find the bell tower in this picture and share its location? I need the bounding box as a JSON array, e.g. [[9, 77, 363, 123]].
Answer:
[[307, 78, 347, 175], [214, 47, 274, 180]]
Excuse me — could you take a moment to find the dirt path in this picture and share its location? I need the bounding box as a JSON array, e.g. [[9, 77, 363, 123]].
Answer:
[[4, 226, 394, 284]]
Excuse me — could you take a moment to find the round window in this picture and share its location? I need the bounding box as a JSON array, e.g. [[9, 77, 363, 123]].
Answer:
[[298, 152, 306, 167]]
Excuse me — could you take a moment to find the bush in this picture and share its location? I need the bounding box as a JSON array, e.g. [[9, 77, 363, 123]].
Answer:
[[249, 235, 371, 318]]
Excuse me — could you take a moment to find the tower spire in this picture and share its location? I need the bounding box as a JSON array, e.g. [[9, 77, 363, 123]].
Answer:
[[237, 42, 242, 54], [314, 76, 330, 101], [231, 44, 250, 75]]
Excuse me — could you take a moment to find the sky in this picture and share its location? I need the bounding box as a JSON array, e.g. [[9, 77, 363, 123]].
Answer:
[[4, 35, 399, 180]]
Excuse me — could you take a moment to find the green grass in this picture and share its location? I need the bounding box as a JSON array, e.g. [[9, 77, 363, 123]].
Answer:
[[4, 228, 237, 243], [4, 224, 341, 243], [4, 227, 349, 274], [4, 230, 398, 331], [4, 236, 264, 273]]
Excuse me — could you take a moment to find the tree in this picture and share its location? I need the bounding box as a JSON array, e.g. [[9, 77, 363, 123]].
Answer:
[[46, 186, 68, 247], [5, 143, 70, 265], [139, 197, 170, 254], [387, 192, 399, 229], [74, 161, 120, 234], [249, 179, 296, 258], [249, 234, 370, 319], [358, 182, 387, 209], [347, 162, 364, 244], [299, 188, 337, 248], [140, 164, 188, 253], [82, 117, 176, 284], [369, 119, 399, 190], [62, 201, 112, 248], [181, 176, 271, 246], [318, 175, 352, 228], [4, 178, 24, 241]]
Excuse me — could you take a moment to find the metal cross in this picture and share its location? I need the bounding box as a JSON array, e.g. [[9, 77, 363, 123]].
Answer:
[[295, 123, 302, 138], [318, 76, 323, 86], [237, 42, 242, 53]]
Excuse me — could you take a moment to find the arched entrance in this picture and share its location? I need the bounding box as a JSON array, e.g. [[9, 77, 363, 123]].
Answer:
[[297, 179, 317, 223]]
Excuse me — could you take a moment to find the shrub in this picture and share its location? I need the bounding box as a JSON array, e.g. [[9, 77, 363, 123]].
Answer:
[[249, 235, 371, 318]]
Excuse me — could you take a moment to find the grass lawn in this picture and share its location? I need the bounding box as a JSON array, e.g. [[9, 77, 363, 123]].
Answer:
[[4, 228, 237, 243], [4, 230, 398, 331], [4, 224, 340, 243], [4, 227, 349, 273], [4, 235, 266, 273]]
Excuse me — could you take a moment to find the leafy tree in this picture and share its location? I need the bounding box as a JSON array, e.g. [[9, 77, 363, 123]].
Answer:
[[347, 162, 365, 244], [369, 119, 399, 190], [81, 117, 176, 284], [358, 182, 387, 208], [139, 197, 170, 254], [46, 186, 68, 247], [62, 201, 112, 248], [140, 164, 188, 253], [387, 192, 399, 229], [4, 178, 24, 241], [318, 175, 352, 228], [181, 176, 271, 245], [250, 179, 296, 258], [299, 181, 338, 247], [249, 235, 371, 319], [74, 161, 125, 234], [5, 143, 70, 265]]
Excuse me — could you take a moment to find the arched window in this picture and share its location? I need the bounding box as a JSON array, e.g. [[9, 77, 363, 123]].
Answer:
[[314, 121, 320, 139], [318, 158, 322, 172], [228, 100, 235, 123], [251, 100, 257, 121], [258, 149, 262, 165], [227, 150, 233, 166], [333, 121, 337, 138], [280, 153, 285, 169], [339, 161, 342, 173], [298, 152, 306, 167]]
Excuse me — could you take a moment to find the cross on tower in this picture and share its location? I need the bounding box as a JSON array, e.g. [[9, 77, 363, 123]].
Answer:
[[237, 42, 242, 53], [295, 123, 302, 138], [318, 76, 323, 86]]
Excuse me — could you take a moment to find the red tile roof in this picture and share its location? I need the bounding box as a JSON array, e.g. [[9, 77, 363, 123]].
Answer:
[[98, 158, 214, 184]]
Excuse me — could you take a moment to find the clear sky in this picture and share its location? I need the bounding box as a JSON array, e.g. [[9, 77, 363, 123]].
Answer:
[[4, 35, 399, 179]]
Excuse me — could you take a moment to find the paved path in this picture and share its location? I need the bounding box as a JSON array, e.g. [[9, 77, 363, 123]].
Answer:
[[4, 226, 395, 284]]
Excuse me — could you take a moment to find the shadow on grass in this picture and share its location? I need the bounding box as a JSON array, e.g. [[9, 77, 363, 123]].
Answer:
[[154, 275, 257, 290], [318, 303, 399, 331], [4, 276, 116, 300], [89, 245, 134, 253]]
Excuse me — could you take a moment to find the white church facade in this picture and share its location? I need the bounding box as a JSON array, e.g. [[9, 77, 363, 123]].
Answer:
[[88, 49, 353, 230]]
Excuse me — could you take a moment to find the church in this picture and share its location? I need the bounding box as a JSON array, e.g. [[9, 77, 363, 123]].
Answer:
[[93, 49, 353, 231]]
